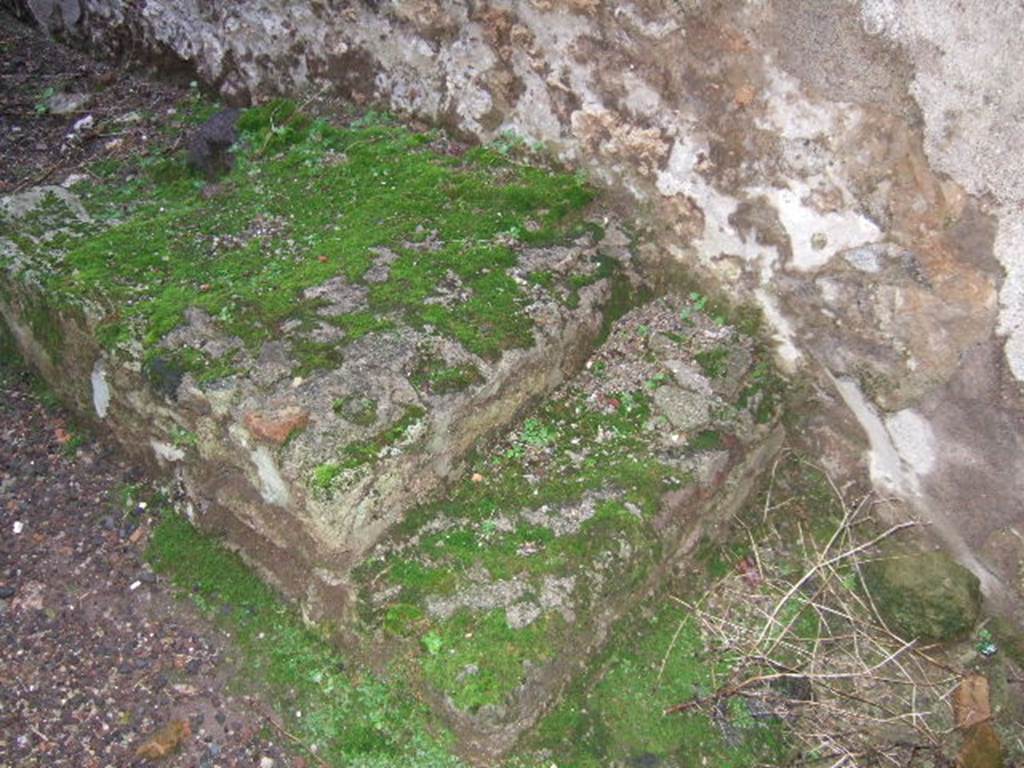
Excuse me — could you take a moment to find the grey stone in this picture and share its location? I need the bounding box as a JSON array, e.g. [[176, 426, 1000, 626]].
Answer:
[[652, 385, 711, 432], [863, 550, 982, 642]]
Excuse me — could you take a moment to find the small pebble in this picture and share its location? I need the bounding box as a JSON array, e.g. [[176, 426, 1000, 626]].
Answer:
[[0, 586, 15, 599]]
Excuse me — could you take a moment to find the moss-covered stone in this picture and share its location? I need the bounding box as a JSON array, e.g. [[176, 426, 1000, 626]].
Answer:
[[352, 296, 785, 757], [2, 99, 598, 376], [520, 604, 787, 767], [1, 99, 630, 631], [863, 550, 982, 642]]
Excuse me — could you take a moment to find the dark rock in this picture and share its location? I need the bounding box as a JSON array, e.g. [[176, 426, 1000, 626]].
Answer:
[[0, 586, 15, 599], [187, 108, 241, 180], [143, 356, 184, 400]]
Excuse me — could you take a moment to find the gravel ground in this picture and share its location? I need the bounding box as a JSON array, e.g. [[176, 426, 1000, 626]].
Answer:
[[0, 363, 298, 767], [0, 10, 188, 193]]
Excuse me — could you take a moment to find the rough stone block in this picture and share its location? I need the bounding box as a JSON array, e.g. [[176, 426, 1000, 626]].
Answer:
[[0, 109, 631, 622], [351, 296, 784, 758]]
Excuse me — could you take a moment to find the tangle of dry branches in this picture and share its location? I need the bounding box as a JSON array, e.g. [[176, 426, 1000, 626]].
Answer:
[[665, 459, 965, 767]]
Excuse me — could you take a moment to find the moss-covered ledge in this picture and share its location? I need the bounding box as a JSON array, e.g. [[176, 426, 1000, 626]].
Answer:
[[0, 102, 636, 623], [349, 295, 786, 758]]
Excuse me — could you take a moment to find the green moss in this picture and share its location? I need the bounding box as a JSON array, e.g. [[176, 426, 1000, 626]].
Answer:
[[862, 549, 982, 642], [688, 429, 722, 451], [342, 405, 425, 465], [523, 605, 786, 767], [312, 405, 426, 492], [411, 356, 482, 395], [21, 291, 65, 364], [520, 416, 556, 447], [289, 337, 345, 378], [420, 609, 560, 713], [737, 360, 787, 425], [146, 512, 464, 767], [170, 425, 198, 449], [311, 462, 343, 491], [22, 100, 596, 380], [353, 379, 707, 714], [333, 395, 378, 426], [695, 345, 730, 378]]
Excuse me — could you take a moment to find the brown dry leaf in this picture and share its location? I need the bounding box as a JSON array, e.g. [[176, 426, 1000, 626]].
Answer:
[[134, 719, 190, 761], [958, 720, 1003, 768], [953, 673, 992, 729]]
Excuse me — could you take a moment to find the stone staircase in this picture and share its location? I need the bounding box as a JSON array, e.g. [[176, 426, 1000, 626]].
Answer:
[[0, 104, 783, 760]]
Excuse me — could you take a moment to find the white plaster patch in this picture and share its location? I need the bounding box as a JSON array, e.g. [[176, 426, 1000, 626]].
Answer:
[[832, 376, 921, 498], [996, 216, 1024, 381], [755, 65, 846, 141], [91, 360, 110, 418], [612, 3, 681, 39], [151, 439, 185, 463], [754, 288, 802, 370], [657, 137, 778, 274], [509, 70, 565, 144], [884, 409, 936, 477], [760, 182, 881, 272], [253, 446, 291, 507], [658, 137, 813, 369], [859, 0, 901, 36], [620, 71, 662, 119]]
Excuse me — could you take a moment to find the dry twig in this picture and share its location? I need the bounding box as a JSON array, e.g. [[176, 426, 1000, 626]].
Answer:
[[663, 461, 963, 766]]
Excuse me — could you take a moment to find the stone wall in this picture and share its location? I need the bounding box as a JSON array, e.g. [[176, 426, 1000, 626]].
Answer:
[[22, 0, 1024, 620]]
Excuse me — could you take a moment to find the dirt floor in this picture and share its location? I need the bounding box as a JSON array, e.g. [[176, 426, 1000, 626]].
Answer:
[[0, 361, 305, 767], [0, 10, 187, 194], [0, 16, 304, 766]]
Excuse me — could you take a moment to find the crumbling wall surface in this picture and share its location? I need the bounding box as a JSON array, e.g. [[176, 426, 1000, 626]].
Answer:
[[26, 0, 1024, 615]]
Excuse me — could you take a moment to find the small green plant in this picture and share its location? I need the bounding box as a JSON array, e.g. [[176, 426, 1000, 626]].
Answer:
[[61, 428, 87, 457], [423, 631, 444, 656], [645, 373, 670, 390], [521, 417, 557, 447], [312, 462, 343, 491], [976, 627, 998, 657], [679, 291, 708, 324], [34, 86, 55, 115], [170, 425, 198, 448], [492, 130, 527, 157], [695, 346, 730, 379]]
